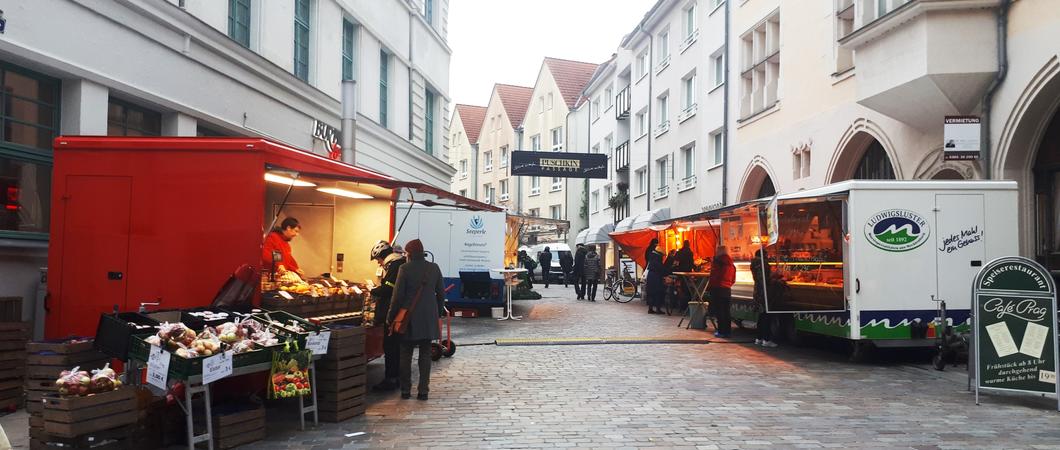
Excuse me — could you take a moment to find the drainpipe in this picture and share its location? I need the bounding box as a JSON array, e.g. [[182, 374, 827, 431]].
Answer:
[[408, 12, 414, 141], [981, 0, 1011, 180], [340, 80, 357, 165], [639, 27, 654, 212], [722, 0, 731, 204]]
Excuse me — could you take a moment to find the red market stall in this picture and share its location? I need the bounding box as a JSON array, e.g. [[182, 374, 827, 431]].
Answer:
[[609, 221, 719, 269], [46, 136, 497, 339]]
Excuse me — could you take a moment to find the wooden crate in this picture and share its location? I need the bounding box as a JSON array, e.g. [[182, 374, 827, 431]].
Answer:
[[211, 402, 266, 449], [315, 354, 366, 372], [42, 388, 137, 438], [26, 339, 96, 355], [0, 298, 21, 323], [323, 334, 366, 361], [318, 393, 366, 423], [30, 423, 135, 450]]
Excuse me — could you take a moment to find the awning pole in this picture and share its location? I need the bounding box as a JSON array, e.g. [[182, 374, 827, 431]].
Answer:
[[264, 172, 300, 240]]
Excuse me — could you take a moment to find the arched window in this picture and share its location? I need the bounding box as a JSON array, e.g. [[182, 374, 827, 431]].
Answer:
[[757, 175, 776, 198], [931, 169, 964, 180], [853, 141, 896, 180]]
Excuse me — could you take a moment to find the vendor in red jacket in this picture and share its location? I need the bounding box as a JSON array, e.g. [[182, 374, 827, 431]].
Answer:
[[263, 217, 304, 277], [708, 245, 736, 338]]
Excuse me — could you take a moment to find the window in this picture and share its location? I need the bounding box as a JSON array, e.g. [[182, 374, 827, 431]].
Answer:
[[228, 0, 251, 48], [858, 0, 910, 26], [459, 189, 467, 197], [682, 74, 696, 110], [591, 191, 600, 212], [551, 127, 563, 151], [546, 93, 554, 110], [604, 136, 612, 155], [682, 144, 695, 179], [107, 99, 161, 136], [531, 134, 541, 151], [656, 156, 670, 190], [379, 50, 389, 127], [537, 96, 544, 114], [530, 176, 541, 195], [835, 0, 855, 73], [592, 98, 601, 121], [712, 52, 725, 87], [740, 11, 781, 119], [657, 30, 670, 65], [342, 19, 356, 81], [0, 65, 60, 236], [529, 208, 540, 217], [636, 51, 648, 80], [684, 4, 697, 38], [293, 0, 311, 82], [424, 90, 435, 155], [500, 146, 509, 168], [712, 0, 725, 8], [603, 184, 612, 207], [551, 177, 562, 191], [711, 131, 725, 166], [657, 94, 669, 127], [424, 0, 434, 24], [635, 167, 647, 196], [500, 179, 509, 196], [792, 144, 811, 180], [460, 159, 468, 177], [636, 110, 647, 138], [604, 86, 613, 110], [483, 151, 492, 172], [550, 205, 562, 220]]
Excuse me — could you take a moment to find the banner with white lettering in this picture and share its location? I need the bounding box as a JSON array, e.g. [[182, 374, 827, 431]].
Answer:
[[510, 151, 608, 179]]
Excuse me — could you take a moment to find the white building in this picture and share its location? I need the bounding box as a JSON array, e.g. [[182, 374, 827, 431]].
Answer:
[[449, 104, 487, 199], [477, 83, 533, 209], [0, 0, 453, 326]]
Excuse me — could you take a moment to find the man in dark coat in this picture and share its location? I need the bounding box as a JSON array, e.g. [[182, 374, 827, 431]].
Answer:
[[386, 239, 446, 400], [559, 251, 574, 287], [518, 250, 534, 288], [572, 244, 587, 299], [582, 245, 604, 301], [538, 247, 553, 288], [369, 240, 405, 391], [709, 245, 736, 338]]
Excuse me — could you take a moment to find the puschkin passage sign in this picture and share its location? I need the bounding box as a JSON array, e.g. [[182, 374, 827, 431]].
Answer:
[[510, 151, 608, 179], [973, 256, 1059, 409]]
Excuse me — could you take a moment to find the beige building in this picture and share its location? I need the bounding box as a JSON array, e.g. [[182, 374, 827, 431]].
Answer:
[[727, 0, 1060, 277], [477, 84, 533, 209], [449, 104, 487, 199], [519, 58, 599, 239]]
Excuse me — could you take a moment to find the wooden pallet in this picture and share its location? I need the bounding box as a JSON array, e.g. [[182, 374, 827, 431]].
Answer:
[[314, 372, 366, 396], [315, 354, 366, 372], [212, 403, 266, 449], [317, 394, 366, 423], [42, 388, 137, 438], [26, 340, 96, 355], [27, 351, 110, 367], [30, 423, 136, 450], [25, 358, 109, 379], [323, 334, 366, 360]]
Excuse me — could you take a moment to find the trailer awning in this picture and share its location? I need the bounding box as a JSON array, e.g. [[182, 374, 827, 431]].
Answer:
[[577, 223, 615, 245]]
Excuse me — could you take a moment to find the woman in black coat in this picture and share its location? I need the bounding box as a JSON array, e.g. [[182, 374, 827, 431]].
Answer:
[[645, 243, 668, 314]]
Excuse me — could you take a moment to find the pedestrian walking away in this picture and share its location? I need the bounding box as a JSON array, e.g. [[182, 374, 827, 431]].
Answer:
[[386, 239, 447, 401], [573, 244, 587, 299], [751, 248, 778, 347], [582, 245, 603, 301], [645, 241, 669, 314], [709, 245, 736, 338], [559, 251, 574, 288], [538, 246, 553, 288], [369, 240, 406, 391]]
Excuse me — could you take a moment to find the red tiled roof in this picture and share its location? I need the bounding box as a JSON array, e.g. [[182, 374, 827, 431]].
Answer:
[[454, 104, 487, 144], [544, 57, 600, 109], [494, 84, 534, 130]]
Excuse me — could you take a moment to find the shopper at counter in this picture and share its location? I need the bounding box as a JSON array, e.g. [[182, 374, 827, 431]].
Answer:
[[262, 217, 304, 277], [387, 239, 446, 401], [751, 249, 778, 348], [709, 246, 736, 338], [645, 244, 669, 314], [370, 240, 407, 391]]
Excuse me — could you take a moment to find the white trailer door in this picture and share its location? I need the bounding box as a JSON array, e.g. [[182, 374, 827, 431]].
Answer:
[[418, 211, 455, 276], [934, 194, 986, 307]]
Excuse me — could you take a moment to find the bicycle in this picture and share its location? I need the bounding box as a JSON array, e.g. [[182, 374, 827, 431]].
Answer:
[[603, 267, 639, 303]]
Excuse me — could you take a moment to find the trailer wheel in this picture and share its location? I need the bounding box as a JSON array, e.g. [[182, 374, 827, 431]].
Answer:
[[442, 340, 456, 357], [430, 343, 443, 361]]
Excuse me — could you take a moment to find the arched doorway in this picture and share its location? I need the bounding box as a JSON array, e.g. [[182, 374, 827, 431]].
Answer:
[[931, 168, 964, 180], [1032, 110, 1060, 274], [852, 141, 896, 180], [830, 127, 899, 182], [738, 161, 777, 202], [757, 175, 776, 198]]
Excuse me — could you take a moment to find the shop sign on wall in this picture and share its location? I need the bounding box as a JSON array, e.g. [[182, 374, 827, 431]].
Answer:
[[312, 120, 339, 147], [973, 256, 1059, 410], [943, 116, 980, 161]]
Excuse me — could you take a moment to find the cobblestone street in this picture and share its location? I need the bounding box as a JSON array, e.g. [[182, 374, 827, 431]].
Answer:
[[4, 286, 1060, 449]]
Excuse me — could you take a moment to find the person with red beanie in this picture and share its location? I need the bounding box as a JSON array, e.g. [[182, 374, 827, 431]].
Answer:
[[708, 245, 736, 338], [386, 239, 446, 400]]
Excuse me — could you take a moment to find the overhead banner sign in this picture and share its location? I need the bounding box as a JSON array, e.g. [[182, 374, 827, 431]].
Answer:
[[510, 151, 608, 179], [944, 116, 981, 161], [972, 256, 1059, 410]]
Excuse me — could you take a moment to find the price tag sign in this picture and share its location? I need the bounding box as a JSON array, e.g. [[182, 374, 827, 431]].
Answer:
[[338, 280, 349, 287], [321, 280, 332, 288], [307, 331, 331, 355], [278, 290, 294, 300], [202, 351, 233, 385], [146, 345, 171, 390], [352, 286, 363, 295]]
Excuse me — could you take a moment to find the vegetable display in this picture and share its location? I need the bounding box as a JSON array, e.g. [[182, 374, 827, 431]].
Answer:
[[55, 363, 122, 396]]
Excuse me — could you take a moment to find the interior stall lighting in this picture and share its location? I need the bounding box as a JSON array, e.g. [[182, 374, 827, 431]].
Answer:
[[264, 173, 316, 187], [316, 187, 373, 199]]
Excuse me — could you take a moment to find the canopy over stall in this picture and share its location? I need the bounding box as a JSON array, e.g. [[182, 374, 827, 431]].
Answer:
[[609, 221, 718, 269], [577, 223, 615, 245]]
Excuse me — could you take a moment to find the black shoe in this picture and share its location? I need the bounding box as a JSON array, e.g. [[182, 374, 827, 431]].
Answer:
[[401, 392, 411, 399], [417, 393, 428, 401], [372, 380, 398, 392]]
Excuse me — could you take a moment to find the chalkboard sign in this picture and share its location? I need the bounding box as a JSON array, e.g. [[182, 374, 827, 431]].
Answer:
[[973, 256, 1059, 409]]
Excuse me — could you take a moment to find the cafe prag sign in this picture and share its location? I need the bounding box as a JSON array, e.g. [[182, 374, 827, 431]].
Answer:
[[972, 256, 1059, 410], [510, 151, 608, 179]]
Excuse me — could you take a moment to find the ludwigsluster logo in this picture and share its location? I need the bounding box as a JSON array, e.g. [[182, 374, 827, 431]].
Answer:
[[864, 209, 930, 252]]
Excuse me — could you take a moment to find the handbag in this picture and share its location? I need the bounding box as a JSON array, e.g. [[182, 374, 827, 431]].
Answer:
[[389, 278, 428, 335]]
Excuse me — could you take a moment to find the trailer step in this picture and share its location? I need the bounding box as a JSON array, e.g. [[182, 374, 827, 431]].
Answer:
[[494, 337, 711, 346]]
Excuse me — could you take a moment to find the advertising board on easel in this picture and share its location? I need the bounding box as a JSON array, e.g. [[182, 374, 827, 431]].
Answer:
[[972, 256, 1059, 410]]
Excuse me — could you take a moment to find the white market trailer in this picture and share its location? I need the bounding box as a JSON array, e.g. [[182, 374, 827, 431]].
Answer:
[[726, 180, 1019, 350]]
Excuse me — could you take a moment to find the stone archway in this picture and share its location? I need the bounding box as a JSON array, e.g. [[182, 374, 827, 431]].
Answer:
[[931, 169, 965, 180], [828, 119, 902, 182], [737, 157, 779, 202]]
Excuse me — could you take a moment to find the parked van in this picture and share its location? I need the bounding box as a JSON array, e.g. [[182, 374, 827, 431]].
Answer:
[[528, 243, 573, 283]]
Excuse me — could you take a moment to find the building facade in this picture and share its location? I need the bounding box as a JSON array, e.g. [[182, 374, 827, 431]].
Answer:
[[449, 104, 486, 199], [0, 0, 454, 329], [477, 84, 532, 209]]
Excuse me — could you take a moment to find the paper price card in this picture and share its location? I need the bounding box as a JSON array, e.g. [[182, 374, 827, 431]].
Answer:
[[278, 290, 294, 300], [307, 331, 331, 355], [203, 351, 233, 385], [1040, 370, 1057, 384], [352, 286, 363, 295], [146, 345, 171, 390]]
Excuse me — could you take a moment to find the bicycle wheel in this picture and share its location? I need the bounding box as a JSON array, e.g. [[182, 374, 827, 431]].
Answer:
[[603, 282, 617, 301], [614, 280, 637, 303]]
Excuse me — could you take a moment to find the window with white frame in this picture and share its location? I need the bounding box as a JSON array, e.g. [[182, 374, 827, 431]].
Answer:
[[656, 156, 670, 190], [551, 127, 563, 151], [604, 86, 613, 110], [537, 96, 544, 114], [793, 144, 811, 179], [636, 110, 648, 138], [460, 159, 468, 177], [635, 167, 647, 195], [591, 191, 600, 212], [604, 135, 613, 155], [528, 208, 539, 217], [657, 93, 669, 127], [835, 0, 855, 73], [656, 29, 670, 70], [857, 0, 911, 28], [603, 184, 612, 207], [483, 184, 492, 202], [531, 176, 541, 195], [711, 130, 725, 166], [483, 151, 493, 172], [740, 11, 781, 119], [500, 146, 509, 167], [500, 179, 509, 197], [551, 177, 562, 191], [636, 51, 648, 80], [712, 51, 725, 88], [592, 144, 600, 154], [592, 98, 601, 121], [682, 73, 696, 111], [684, 3, 697, 38], [547, 93, 554, 110], [459, 189, 467, 197], [681, 144, 695, 179], [531, 134, 541, 151], [550, 205, 562, 219]]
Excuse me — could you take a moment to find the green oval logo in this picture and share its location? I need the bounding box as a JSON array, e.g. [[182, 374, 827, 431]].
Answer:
[[864, 209, 930, 252]]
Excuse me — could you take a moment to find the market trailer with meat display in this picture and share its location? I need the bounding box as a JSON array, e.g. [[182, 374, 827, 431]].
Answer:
[[720, 180, 1019, 349]]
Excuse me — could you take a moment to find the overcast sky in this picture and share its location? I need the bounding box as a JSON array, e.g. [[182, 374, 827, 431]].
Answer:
[[448, 0, 658, 108]]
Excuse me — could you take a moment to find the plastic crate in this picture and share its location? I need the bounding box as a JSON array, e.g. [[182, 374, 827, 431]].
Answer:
[[248, 310, 324, 349], [94, 313, 159, 360], [127, 336, 278, 380]]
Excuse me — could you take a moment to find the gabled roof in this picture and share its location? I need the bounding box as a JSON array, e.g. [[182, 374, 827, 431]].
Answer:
[[454, 104, 487, 144], [494, 84, 534, 130], [544, 57, 600, 109]]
